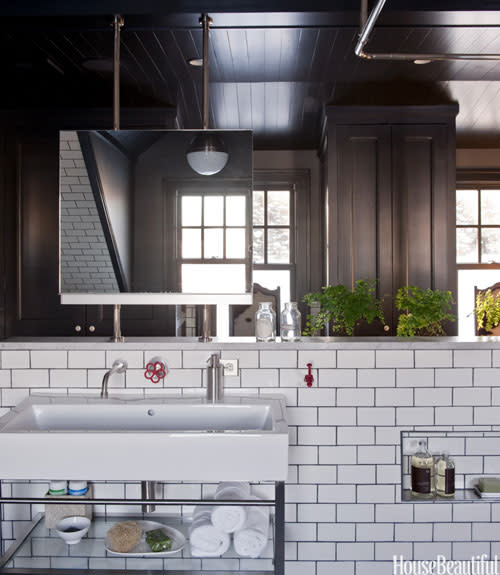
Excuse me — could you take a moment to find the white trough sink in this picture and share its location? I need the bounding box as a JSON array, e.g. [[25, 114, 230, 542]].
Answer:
[[0, 394, 288, 481]]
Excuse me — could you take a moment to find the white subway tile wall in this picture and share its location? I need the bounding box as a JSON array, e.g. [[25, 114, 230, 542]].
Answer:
[[1, 342, 500, 573]]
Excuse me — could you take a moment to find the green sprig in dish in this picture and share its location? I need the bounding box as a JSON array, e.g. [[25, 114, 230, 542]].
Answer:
[[145, 528, 172, 552]]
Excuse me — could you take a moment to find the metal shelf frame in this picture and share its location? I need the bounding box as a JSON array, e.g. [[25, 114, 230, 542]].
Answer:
[[0, 481, 285, 575]]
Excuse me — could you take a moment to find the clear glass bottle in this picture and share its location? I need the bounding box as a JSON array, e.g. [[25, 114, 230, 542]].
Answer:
[[280, 302, 302, 341], [410, 439, 435, 498], [255, 302, 276, 342], [436, 452, 455, 497]]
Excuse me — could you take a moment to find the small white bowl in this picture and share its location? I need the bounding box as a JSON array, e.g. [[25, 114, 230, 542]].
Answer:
[[55, 516, 91, 545]]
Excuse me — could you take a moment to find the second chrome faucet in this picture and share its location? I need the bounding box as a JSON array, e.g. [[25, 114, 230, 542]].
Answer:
[[206, 353, 224, 402]]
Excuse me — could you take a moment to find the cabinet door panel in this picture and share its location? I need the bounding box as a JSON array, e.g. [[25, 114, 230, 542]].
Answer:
[[330, 124, 393, 332], [14, 133, 86, 335], [392, 124, 456, 300]]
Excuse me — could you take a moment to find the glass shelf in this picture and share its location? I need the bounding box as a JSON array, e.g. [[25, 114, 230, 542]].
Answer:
[[0, 514, 274, 574], [401, 489, 499, 502]]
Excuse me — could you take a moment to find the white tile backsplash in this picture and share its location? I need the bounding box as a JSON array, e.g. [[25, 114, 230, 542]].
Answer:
[[473, 368, 500, 386], [414, 388, 452, 406], [1, 351, 30, 369], [50, 369, 87, 388], [396, 368, 434, 387], [68, 350, 105, 368], [435, 368, 473, 387], [11, 369, 48, 388], [2, 340, 500, 572], [358, 369, 395, 388], [106, 350, 143, 368], [30, 350, 67, 369], [260, 350, 297, 368], [337, 350, 375, 369], [298, 350, 336, 369], [376, 350, 413, 368], [453, 349, 492, 368], [220, 349, 258, 368], [318, 368, 357, 387], [376, 388, 413, 406], [241, 368, 279, 387]]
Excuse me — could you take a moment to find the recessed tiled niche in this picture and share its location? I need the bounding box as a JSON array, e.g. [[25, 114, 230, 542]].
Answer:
[[401, 430, 500, 502]]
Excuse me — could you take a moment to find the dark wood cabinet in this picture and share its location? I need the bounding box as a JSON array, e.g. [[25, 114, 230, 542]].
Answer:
[[1, 109, 177, 337], [325, 105, 458, 335]]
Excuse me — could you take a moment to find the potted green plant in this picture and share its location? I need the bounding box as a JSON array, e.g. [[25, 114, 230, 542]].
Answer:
[[302, 279, 385, 336], [395, 285, 455, 336], [475, 289, 500, 335]]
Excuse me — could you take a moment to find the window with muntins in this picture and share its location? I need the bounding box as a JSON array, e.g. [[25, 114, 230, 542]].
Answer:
[[456, 184, 500, 336], [178, 191, 249, 294], [252, 187, 295, 305]]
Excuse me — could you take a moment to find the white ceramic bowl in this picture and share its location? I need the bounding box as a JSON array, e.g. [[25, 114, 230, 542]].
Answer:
[[55, 516, 91, 545]]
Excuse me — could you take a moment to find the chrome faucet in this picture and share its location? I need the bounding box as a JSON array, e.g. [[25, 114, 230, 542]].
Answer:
[[206, 353, 224, 402], [101, 359, 128, 399]]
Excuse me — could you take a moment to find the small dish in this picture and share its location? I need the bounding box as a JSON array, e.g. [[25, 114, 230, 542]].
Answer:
[[474, 486, 500, 499], [105, 520, 186, 556], [55, 516, 91, 545]]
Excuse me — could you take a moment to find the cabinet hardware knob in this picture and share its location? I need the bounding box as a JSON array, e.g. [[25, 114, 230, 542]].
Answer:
[[74, 325, 82, 333], [89, 325, 96, 333]]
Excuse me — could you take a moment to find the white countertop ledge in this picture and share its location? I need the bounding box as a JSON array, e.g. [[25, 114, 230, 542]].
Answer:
[[2, 336, 500, 350]]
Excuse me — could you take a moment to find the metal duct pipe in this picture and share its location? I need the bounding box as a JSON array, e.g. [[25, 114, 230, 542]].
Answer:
[[355, 0, 500, 62]]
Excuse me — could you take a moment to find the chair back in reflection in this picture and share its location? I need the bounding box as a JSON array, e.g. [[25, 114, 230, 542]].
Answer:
[[231, 283, 281, 336]]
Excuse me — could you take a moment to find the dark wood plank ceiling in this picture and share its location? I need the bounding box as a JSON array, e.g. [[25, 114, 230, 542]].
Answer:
[[3, 6, 500, 148]]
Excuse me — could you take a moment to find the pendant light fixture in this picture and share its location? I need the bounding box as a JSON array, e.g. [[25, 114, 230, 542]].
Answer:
[[186, 14, 229, 176]]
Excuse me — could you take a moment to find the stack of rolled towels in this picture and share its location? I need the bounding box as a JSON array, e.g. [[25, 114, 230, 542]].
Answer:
[[189, 482, 269, 558]]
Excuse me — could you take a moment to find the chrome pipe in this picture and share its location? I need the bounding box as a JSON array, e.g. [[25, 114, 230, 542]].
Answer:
[[111, 304, 124, 343], [355, 0, 388, 58], [199, 304, 212, 342], [200, 14, 212, 130], [360, 0, 368, 30], [355, 0, 500, 62], [141, 481, 156, 513], [112, 14, 123, 131], [1, 496, 274, 505]]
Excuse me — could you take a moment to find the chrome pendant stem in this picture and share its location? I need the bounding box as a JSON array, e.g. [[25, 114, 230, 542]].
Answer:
[[112, 15, 124, 130]]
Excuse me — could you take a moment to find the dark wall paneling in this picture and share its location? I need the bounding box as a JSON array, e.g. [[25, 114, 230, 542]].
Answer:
[[326, 105, 458, 336], [0, 128, 6, 338]]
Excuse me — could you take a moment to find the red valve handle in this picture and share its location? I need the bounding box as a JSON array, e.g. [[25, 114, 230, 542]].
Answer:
[[144, 361, 166, 384], [304, 362, 314, 387]]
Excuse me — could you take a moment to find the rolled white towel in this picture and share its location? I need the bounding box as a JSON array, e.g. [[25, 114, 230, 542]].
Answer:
[[189, 506, 230, 557], [211, 482, 251, 534], [233, 497, 270, 559]]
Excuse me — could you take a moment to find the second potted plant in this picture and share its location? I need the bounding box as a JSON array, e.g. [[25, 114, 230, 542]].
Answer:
[[395, 285, 455, 336]]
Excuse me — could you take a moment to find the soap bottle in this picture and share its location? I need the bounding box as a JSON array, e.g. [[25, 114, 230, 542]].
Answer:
[[436, 452, 455, 497], [410, 439, 434, 498]]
